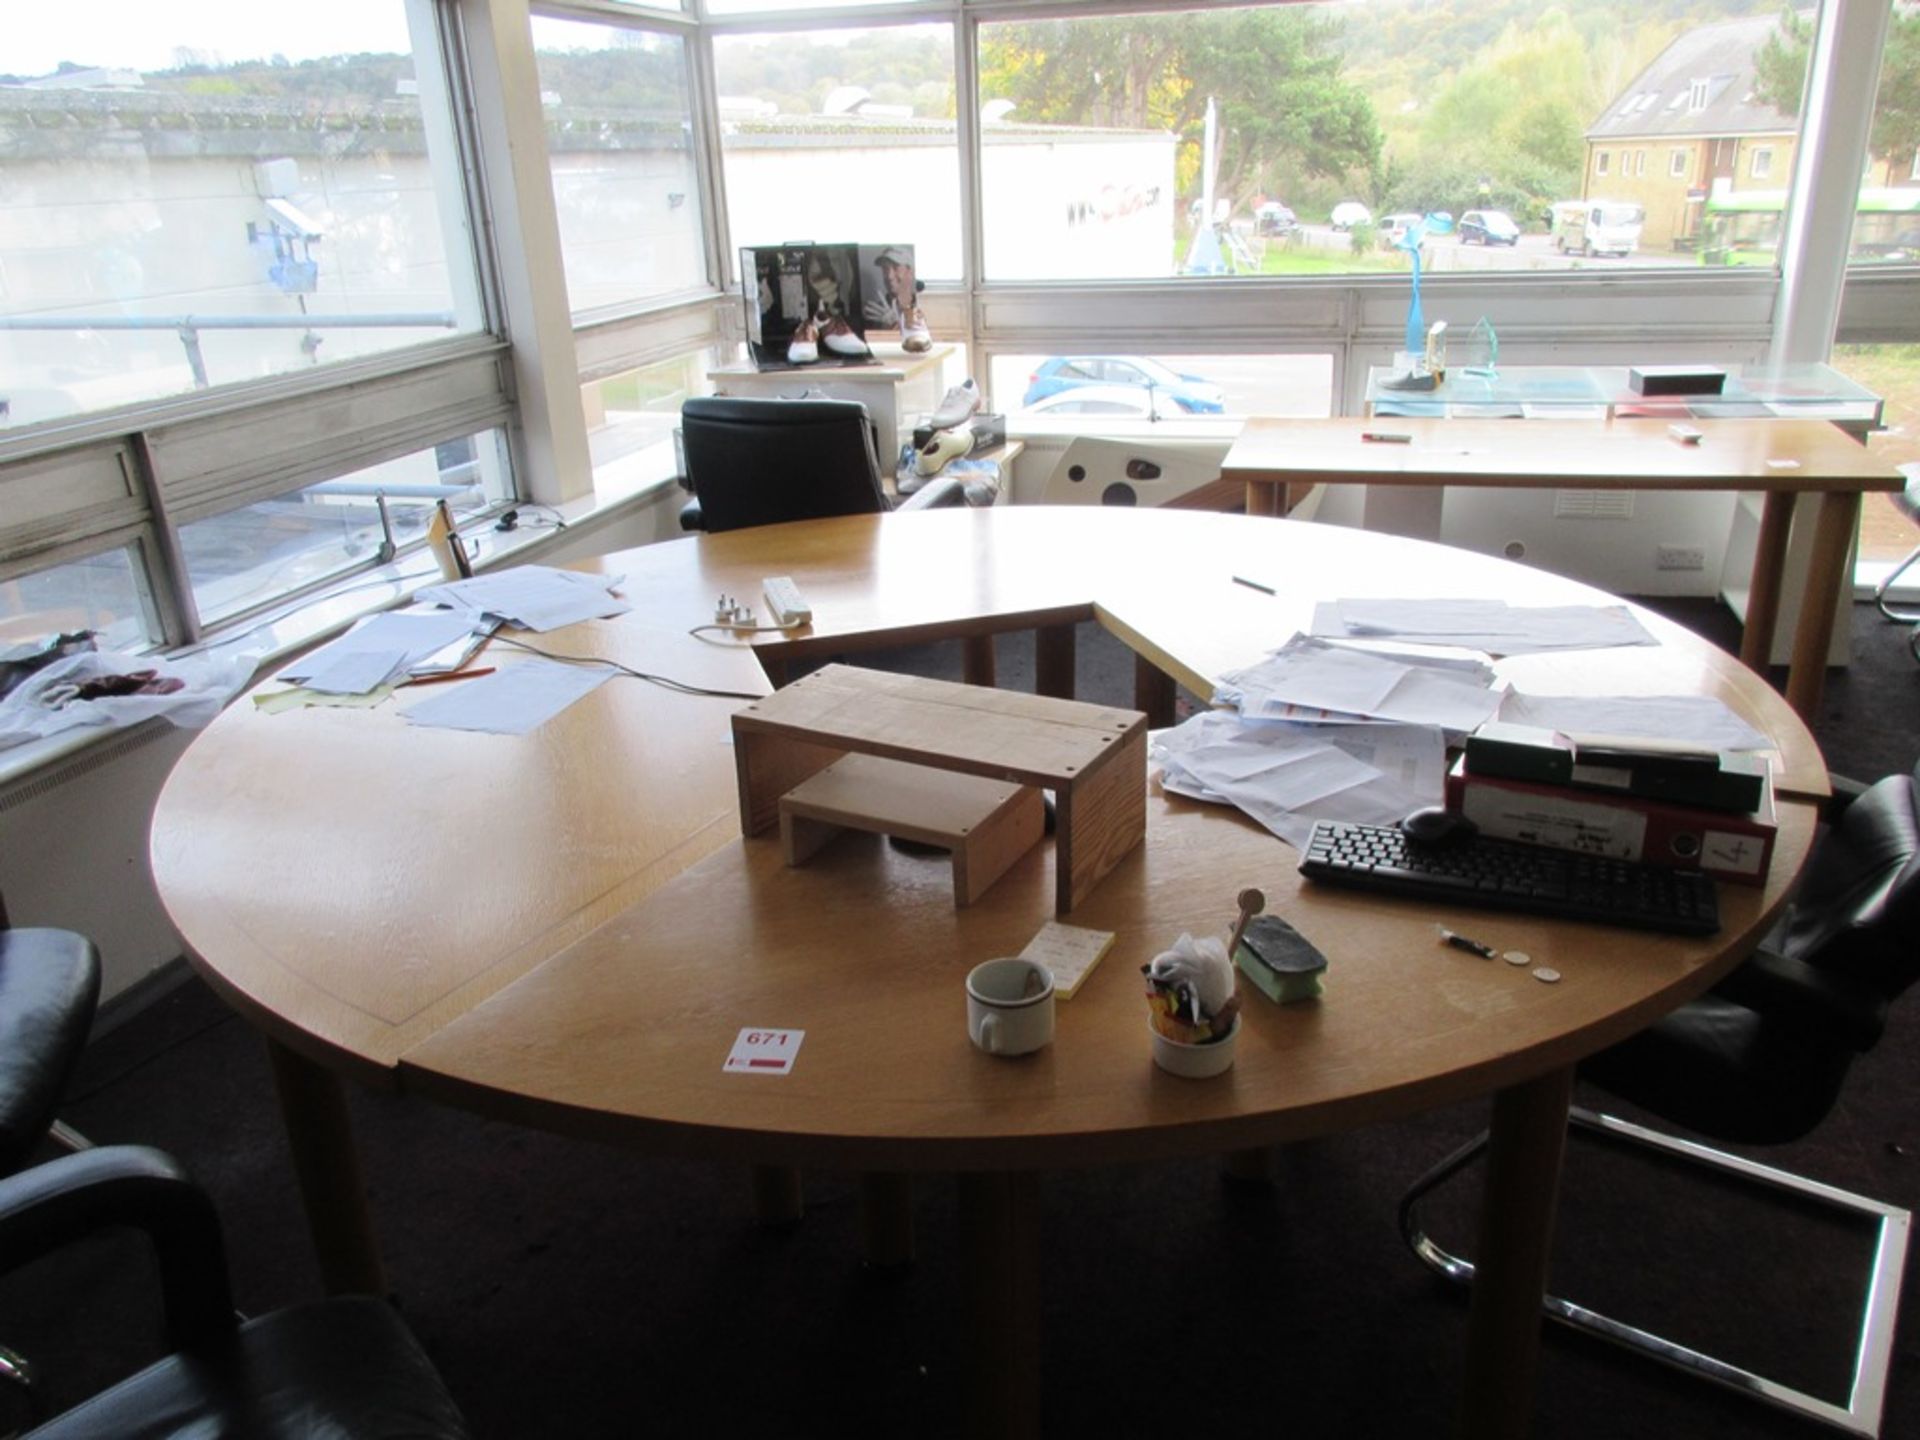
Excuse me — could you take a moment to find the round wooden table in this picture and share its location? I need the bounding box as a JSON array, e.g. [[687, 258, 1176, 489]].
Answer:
[[150, 507, 1820, 1439]]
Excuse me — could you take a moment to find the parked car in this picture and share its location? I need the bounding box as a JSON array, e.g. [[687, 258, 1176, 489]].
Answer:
[[1330, 200, 1371, 230], [1378, 212, 1424, 247], [1020, 384, 1168, 418], [1022, 356, 1226, 413], [1459, 209, 1521, 246], [1255, 201, 1297, 236]]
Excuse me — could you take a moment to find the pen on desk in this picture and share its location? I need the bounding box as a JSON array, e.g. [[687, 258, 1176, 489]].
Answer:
[[401, 666, 495, 688], [1361, 431, 1414, 444], [1231, 575, 1276, 595], [1436, 924, 1499, 959]]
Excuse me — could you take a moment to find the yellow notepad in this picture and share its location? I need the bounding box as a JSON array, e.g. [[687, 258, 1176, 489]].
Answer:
[[1020, 921, 1116, 999]]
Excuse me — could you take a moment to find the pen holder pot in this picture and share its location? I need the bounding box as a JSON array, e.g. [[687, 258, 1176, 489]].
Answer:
[[1149, 1013, 1239, 1078]]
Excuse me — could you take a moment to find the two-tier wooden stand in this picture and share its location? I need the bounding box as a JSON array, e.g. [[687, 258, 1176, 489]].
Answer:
[[730, 664, 1147, 914]]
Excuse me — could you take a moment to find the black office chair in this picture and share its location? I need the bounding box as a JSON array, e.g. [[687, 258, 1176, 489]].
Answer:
[[0, 1146, 473, 1439], [677, 395, 980, 533], [0, 898, 100, 1421], [1400, 762, 1920, 1437]]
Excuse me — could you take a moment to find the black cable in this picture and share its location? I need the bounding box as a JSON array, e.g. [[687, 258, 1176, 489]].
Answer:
[[489, 632, 763, 700]]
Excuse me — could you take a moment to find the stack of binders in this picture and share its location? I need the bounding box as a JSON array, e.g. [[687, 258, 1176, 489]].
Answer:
[[1445, 722, 1776, 886]]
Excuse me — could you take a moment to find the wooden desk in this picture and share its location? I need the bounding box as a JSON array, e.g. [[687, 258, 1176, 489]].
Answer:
[[150, 508, 1821, 1440], [1224, 415, 1903, 723]]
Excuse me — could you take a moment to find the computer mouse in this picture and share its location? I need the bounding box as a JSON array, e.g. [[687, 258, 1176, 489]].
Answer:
[[1400, 806, 1479, 844]]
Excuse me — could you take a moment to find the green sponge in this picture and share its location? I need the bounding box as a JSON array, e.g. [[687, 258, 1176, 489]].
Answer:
[[1234, 914, 1327, 1004]]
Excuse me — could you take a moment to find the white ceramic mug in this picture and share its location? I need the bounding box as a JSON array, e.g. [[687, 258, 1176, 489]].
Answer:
[[966, 957, 1055, 1056]]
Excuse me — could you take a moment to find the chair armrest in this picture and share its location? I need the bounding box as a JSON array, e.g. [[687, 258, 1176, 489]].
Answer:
[[0, 1146, 237, 1351], [896, 476, 968, 511], [1822, 772, 1871, 822], [1712, 947, 1888, 1052], [679, 498, 705, 532]]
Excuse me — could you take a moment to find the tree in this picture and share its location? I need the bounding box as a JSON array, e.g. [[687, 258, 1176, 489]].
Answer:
[[1756, 5, 1920, 165], [979, 10, 1380, 211]]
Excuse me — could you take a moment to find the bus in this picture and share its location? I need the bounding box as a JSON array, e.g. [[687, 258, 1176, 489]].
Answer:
[[1701, 176, 1920, 264]]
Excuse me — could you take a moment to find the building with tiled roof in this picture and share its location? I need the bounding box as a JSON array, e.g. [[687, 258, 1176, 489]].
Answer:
[[1582, 13, 1800, 252]]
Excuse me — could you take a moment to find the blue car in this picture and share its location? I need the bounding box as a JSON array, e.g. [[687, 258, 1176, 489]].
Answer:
[[1022, 356, 1225, 413]]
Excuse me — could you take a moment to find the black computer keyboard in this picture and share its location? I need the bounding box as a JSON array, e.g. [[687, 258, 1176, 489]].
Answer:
[[1298, 820, 1720, 936]]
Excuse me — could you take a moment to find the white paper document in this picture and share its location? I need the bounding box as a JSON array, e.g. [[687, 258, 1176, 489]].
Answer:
[[417, 567, 630, 632], [402, 658, 613, 735], [1154, 710, 1448, 848], [1310, 598, 1657, 654], [282, 610, 481, 693], [1217, 635, 1502, 734], [1495, 692, 1771, 753]]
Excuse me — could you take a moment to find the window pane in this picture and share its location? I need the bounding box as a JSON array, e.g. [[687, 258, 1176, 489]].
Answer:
[[181, 431, 509, 627], [0, 3, 482, 431], [1831, 344, 1920, 568], [531, 17, 707, 313], [993, 352, 1332, 424], [1846, 3, 1920, 264], [585, 351, 711, 493], [1, 546, 148, 652], [977, 3, 1795, 281], [713, 26, 959, 280]]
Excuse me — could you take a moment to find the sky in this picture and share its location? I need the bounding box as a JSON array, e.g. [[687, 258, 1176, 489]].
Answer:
[[6, 2, 412, 77]]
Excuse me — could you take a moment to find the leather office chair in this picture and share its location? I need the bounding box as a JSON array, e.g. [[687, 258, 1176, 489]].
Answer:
[[677, 395, 982, 533], [0, 898, 100, 1421], [1, 1146, 472, 1438], [1399, 762, 1920, 1437]]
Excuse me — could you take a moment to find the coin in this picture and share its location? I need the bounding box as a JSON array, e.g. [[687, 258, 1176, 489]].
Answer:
[[1532, 967, 1561, 984], [1503, 950, 1530, 967]]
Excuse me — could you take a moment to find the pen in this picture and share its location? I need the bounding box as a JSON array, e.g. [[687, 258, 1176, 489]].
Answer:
[[1436, 925, 1499, 959], [1231, 575, 1276, 595], [401, 666, 495, 687], [1361, 431, 1413, 444]]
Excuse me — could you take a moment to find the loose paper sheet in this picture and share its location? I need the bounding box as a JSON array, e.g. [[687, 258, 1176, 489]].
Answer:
[[401, 658, 613, 735]]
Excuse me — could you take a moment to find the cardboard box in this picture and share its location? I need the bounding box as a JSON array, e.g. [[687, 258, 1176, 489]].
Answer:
[[1445, 758, 1776, 886]]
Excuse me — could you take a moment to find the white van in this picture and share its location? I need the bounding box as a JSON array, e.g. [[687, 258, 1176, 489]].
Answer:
[[1555, 201, 1645, 258]]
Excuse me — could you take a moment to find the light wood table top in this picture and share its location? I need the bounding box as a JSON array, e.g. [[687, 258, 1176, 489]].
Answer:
[[1224, 414, 1902, 491], [1224, 415, 1902, 725], [150, 506, 1824, 1439], [155, 506, 1818, 1121]]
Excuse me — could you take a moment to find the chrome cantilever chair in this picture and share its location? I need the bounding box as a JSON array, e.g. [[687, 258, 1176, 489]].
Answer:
[[1400, 762, 1920, 1437], [1874, 468, 1920, 664], [0, 1147, 472, 1438], [676, 395, 982, 533]]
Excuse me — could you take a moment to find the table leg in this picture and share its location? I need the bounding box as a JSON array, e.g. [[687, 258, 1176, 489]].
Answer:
[[264, 1038, 386, 1297], [1739, 491, 1796, 677], [1785, 490, 1861, 722], [964, 634, 997, 689], [1245, 479, 1280, 517], [1133, 655, 1176, 729], [751, 1164, 803, 1227], [1035, 625, 1076, 700], [860, 1171, 915, 1268], [1456, 1065, 1573, 1440], [958, 1171, 1043, 1440]]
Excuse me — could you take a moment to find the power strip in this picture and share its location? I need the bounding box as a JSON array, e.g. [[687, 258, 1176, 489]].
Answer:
[[762, 576, 812, 627]]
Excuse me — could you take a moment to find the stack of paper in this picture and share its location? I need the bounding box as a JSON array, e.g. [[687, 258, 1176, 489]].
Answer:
[[1310, 598, 1657, 654], [416, 567, 630, 632], [1217, 634, 1501, 738], [280, 611, 486, 696]]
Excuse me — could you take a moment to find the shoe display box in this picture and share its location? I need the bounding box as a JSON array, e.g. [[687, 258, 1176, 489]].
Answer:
[[741, 242, 921, 372]]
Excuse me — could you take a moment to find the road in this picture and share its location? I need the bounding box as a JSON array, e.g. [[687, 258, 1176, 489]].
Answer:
[[1282, 224, 1690, 273]]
